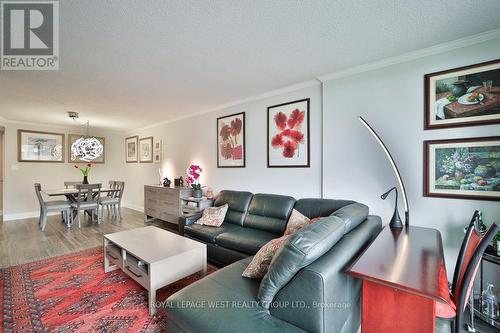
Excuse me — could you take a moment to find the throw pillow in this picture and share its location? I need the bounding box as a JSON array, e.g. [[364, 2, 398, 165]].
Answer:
[[257, 215, 346, 308], [195, 204, 229, 227], [284, 209, 322, 236], [242, 234, 291, 279]]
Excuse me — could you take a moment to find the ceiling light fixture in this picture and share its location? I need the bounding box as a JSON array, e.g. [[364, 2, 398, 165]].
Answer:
[[71, 118, 103, 162]]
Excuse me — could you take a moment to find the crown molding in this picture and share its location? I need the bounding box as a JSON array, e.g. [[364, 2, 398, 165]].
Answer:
[[318, 28, 500, 82], [130, 79, 320, 133], [0, 117, 126, 135]]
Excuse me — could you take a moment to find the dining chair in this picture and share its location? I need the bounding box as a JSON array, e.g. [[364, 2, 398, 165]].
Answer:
[[71, 183, 102, 228], [64, 181, 83, 189], [34, 183, 72, 231], [99, 181, 125, 220], [436, 220, 499, 333]]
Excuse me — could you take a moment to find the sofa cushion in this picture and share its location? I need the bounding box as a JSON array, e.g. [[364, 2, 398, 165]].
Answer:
[[165, 258, 306, 333], [331, 202, 369, 233], [184, 223, 239, 243], [293, 198, 355, 219], [257, 216, 346, 308], [244, 193, 295, 234], [215, 190, 253, 226], [216, 227, 279, 255]]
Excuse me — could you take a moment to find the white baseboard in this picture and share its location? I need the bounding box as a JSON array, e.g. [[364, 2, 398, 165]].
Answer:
[[3, 211, 59, 221], [122, 203, 144, 212]]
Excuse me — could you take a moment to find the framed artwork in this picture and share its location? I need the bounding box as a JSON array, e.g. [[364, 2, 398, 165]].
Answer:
[[154, 151, 162, 164], [217, 112, 245, 167], [125, 136, 138, 163], [424, 59, 500, 129], [424, 136, 500, 201], [139, 136, 153, 163], [267, 98, 310, 168], [68, 134, 105, 164], [154, 140, 162, 151], [18, 130, 65, 162]]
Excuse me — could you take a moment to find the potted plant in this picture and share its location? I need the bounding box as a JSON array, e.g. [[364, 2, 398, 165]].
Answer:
[[187, 164, 203, 198], [74, 163, 92, 184]]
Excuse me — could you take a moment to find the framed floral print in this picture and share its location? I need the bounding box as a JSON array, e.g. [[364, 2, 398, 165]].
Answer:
[[424, 59, 500, 129], [267, 98, 310, 168], [18, 130, 65, 162], [139, 137, 153, 163], [217, 112, 245, 167], [68, 134, 105, 164], [424, 136, 500, 201], [125, 136, 138, 163]]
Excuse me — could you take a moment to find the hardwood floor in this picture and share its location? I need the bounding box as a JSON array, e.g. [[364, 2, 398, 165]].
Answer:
[[0, 208, 176, 268]]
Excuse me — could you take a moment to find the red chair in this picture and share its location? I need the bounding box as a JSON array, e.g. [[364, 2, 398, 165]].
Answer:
[[436, 212, 498, 333]]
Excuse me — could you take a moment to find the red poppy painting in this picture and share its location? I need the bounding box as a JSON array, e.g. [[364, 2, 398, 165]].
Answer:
[[267, 99, 310, 167], [217, 112, 246, 167]]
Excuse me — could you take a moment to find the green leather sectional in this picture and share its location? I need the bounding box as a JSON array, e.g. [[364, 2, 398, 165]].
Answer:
[[167, 190, 382, 333]]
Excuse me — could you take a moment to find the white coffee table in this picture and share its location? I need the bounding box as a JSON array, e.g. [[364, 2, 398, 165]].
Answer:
[[103, 226, 207, 315]]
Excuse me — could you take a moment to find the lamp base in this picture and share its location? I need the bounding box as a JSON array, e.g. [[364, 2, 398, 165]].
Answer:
[[389, 209, 403, 229]]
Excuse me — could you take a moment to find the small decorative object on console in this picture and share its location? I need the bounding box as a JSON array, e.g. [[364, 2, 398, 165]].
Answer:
[[187, 164, 203, 198], [205, 187, 214, 199], [162, 177, 171, 187]]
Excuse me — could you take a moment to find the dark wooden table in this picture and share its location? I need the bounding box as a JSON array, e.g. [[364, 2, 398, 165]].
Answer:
[[346, 226, 452, 333]]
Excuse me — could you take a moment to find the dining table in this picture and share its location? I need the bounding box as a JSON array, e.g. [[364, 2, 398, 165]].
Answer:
[[43, 187, 118, 221]]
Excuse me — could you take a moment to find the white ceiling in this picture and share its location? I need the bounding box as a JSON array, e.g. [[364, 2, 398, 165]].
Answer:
[[1, 0, 500, 132]]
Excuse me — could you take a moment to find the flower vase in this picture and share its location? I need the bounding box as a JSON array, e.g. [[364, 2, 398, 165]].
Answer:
[[192, 189, 202, 198], [83, 176, 89, 184]]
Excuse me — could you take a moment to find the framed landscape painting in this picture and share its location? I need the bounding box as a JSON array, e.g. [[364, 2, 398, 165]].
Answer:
[[217, 112, 245, 167], [139, 136, 153, 163], [424, 59, 500, 129], [125, 136, 138, 163], [267, 98, 310, 167], [424, 136, 500, 201], [18, 130, 65, 162], [68, 134, 105, 164]]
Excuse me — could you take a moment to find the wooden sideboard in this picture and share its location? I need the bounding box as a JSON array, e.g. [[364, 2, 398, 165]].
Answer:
[[144, 185, 192, 224]]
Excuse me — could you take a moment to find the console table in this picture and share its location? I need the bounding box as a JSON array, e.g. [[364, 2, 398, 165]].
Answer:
[[144, 185, 192, 224]]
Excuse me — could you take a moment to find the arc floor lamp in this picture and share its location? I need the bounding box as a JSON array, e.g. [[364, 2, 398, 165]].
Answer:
[[358, 116, 409, 229]]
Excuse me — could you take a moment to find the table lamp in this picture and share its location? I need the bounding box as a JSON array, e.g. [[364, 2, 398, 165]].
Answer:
[[358, 116, 409, 228]]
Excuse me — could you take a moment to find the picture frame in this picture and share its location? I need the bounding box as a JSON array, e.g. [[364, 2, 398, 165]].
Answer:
[[139, 136, 154, 163], [125, 136, 138, 163], [154, 140, 162, 151], [267, 98, 310, 168], [217, 112, 246, 168], [424, 58, 500, 129], [153, 151, 162, 164], [18, 129, 65, 162], [68, 133, 105, 164], [424, 136, 500, 201]]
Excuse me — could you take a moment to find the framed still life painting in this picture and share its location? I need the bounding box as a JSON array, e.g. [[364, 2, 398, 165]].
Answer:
[[424, 136, 500, 201], [424, 59, 500, 129], [18, 130, 65, 162], [217, 112, 245, 167], [125, 136, 138, 163], [267, 98, 310, 167], [68, 134, 105, 164], [139, 137, 154, 163]]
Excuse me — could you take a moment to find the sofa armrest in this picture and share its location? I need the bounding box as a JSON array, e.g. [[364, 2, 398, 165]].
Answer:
[[179, 213, 202, 235], [270, 216, 382, 333]]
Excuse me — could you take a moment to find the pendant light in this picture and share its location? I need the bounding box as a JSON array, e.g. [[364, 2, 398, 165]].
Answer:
[[71, 117, 104, 162]]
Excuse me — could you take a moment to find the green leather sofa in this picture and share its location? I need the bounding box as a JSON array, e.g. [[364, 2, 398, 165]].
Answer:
[[169, 191, 382, 332]]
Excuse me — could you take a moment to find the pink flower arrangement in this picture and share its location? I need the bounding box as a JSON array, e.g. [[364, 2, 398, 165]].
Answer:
[[186, 164, 202, 190]]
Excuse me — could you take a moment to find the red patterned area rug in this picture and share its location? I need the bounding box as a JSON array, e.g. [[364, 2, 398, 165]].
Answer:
[[0, 247, 216, 332]]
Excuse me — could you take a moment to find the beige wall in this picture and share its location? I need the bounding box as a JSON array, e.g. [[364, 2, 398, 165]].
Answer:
[[0, 121, 125, 220]]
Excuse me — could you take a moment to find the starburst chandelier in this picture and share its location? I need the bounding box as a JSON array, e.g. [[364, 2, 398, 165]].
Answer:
[[69, 112, 103, 162]]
